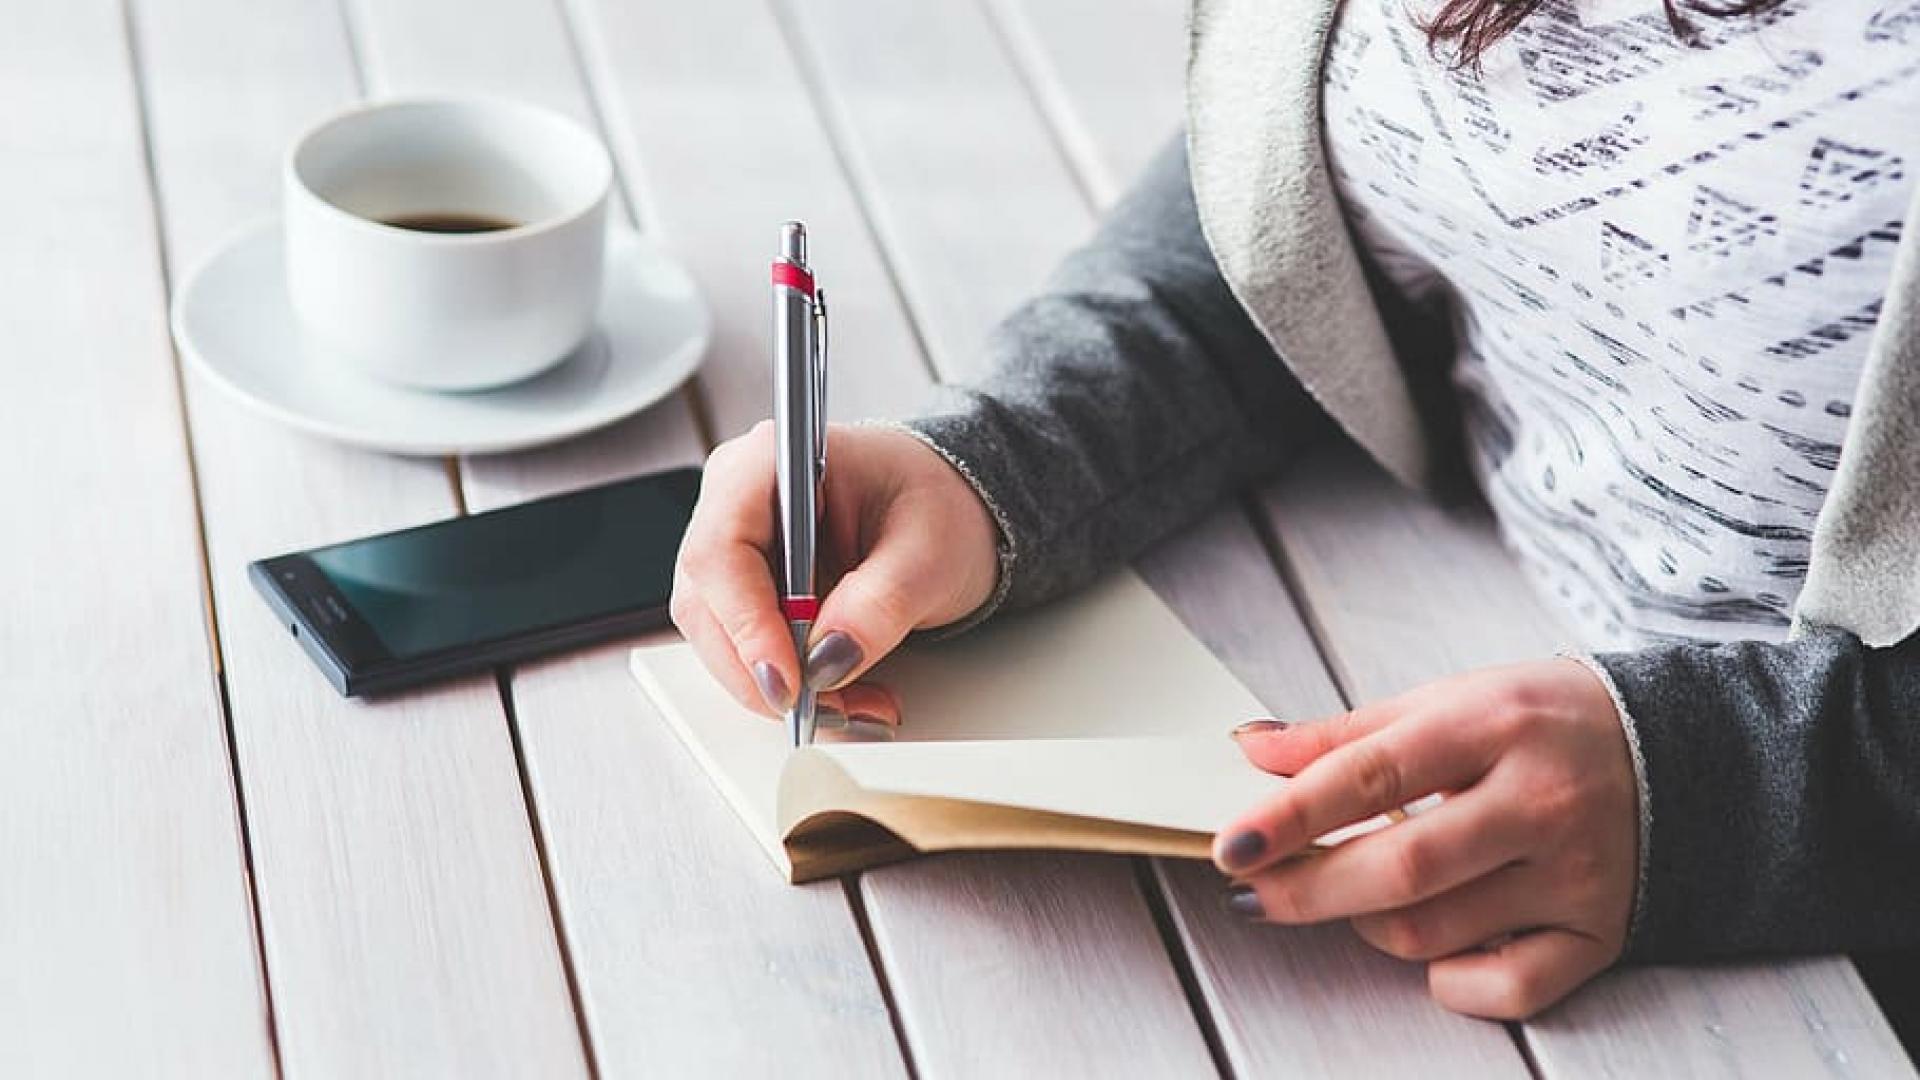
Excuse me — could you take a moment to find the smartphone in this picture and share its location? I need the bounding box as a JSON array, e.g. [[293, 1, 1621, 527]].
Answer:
[[251, 467, 701, 697]]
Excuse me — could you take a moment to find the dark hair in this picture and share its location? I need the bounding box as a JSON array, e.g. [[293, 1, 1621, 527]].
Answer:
[[1423, 0, 1790, 71]]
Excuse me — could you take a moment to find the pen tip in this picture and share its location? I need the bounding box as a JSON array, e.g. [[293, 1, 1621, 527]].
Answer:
[[781, 221, 807, 263]]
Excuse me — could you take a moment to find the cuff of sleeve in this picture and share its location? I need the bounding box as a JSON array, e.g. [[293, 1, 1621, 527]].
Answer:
[[1582, 640, 1803, 961], [861, 418, 1017, 638], [1563, 650, 1654, 954]]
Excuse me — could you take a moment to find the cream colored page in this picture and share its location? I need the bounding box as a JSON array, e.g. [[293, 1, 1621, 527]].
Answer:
[[863, 572, 1266, 741], [798, 736, 1284, 834], [630, 571, 1273, 858]]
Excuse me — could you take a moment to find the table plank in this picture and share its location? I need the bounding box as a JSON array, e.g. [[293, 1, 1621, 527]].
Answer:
[[0, 3, 273, 1074], [344, 0, 909, 1073], [1261, 448, 1913, 1076], [786, 1, 1530, 1075], [1260, 447, 1571, 700], [984, 0, 1189, 208], [564, 0, 930, 437], [1156, 861, 1534, 1077], [131, 0, 589, 1073], [785, 0, 1092, 375], [1533, 958, 1915, 1078], [859, 854, 1209, 1076]]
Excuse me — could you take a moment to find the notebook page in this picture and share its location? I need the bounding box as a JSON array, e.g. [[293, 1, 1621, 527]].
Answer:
[[631, 570, 1273, 865]]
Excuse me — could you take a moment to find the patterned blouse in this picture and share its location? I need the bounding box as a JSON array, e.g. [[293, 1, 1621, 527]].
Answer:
[[1322, 0, 1919, 647]]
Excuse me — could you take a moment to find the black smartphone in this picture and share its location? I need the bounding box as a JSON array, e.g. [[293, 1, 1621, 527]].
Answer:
[[251, 467, 701, 697]]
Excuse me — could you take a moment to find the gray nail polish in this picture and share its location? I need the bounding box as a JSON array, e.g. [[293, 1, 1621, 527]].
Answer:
[[804, 631, 863, 691], [833, 716, 898, 744], [1219, 829, 1268, 870], [1223, 885, 1264, 919], [1231, 718, 1293, 738], [751, 660, 791, 712]]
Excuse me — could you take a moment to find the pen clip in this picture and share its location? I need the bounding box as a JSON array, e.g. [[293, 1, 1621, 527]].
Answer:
[[813, 289, 829, 474]]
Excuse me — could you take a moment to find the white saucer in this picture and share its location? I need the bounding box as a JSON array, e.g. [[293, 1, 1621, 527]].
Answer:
[[172, 221, 710, 455]]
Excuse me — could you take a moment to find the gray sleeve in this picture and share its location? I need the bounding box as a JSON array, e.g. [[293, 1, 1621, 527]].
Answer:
[[1591, 627, 1920, 960], [898, 136, 1330, 625]]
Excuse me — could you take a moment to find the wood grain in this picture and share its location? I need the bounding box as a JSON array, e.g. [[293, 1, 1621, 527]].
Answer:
[[860, 855, 1213, 1078], [132, 0, 587, 1072], [1531, 958, 1915, 1078], [564, 0, 931, 437], [346, 0, 908, 1072], [1259, 446, 1572, 698], [786, 0, 1092, 374], [1157, 860, 1529, 1077], [1261, 448, 1910, 1075], [984, 0, 1190, 208], [0, 2, 273, 1074]]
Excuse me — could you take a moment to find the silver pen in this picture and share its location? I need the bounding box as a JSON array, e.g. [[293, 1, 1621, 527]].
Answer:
[[772, 221, 828, 747]]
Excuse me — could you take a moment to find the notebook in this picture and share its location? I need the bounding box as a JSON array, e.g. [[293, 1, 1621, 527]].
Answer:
[[631, 570, 1382, 882]]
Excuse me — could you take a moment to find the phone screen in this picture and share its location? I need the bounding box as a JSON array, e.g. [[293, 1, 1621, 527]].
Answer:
[[255, 467, 701, 691]]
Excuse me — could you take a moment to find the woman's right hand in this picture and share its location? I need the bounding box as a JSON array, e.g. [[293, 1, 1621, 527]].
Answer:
[[669, 421, 1002, 723]]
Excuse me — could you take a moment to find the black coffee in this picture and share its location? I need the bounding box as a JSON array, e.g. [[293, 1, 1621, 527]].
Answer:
[[380, 212, 519, 234]]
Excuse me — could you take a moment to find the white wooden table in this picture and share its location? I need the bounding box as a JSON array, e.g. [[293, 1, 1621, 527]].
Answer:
[[6, 1, 1910, 1076]]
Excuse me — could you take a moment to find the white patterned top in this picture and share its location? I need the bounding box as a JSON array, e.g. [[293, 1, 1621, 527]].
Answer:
[[1322, 0, 1920, 648]]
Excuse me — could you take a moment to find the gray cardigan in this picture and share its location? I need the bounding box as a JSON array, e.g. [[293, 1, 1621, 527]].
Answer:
[[901, 137, 1920, 962]]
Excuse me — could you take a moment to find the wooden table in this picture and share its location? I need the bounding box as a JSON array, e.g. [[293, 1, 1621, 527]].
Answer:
[[7, 0, 1910, 1075]]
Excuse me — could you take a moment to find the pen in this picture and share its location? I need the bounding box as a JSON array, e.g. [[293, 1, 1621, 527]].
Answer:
[[773, 221, 828, 747]]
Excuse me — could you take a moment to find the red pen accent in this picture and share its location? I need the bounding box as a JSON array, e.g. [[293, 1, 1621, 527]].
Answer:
[[771, 261, 815, 296], [780, 595, 821, 621]]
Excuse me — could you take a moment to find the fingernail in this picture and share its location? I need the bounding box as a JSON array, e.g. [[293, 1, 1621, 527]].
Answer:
[[804, 631, 863, 691], [1231, 718, 1292, 738], [1222, 885, 1264, 919], [751, 660, 792, 712], [1218, 829, 1268, 871], [840, 717, 897, 743]]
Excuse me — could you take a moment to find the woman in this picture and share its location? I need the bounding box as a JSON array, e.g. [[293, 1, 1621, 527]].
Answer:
[[671, 0, 1920, 1024]]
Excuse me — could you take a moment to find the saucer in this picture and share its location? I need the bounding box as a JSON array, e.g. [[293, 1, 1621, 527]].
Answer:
[[172, 221, 710, 455]]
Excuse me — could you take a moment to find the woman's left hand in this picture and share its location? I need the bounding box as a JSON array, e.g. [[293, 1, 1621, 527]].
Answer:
[[1213, 658, 1639, 1020]]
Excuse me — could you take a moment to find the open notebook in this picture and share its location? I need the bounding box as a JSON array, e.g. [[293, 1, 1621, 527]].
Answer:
[[631, 571, 1380, 882]]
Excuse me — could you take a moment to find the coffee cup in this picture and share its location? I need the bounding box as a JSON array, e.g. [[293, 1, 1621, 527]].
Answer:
[[284, 97, 612, 391]]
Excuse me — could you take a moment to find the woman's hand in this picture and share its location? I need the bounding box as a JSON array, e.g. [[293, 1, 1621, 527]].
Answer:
[[670, 421, 1001, 722], [1213, 658, 1638, 1020]]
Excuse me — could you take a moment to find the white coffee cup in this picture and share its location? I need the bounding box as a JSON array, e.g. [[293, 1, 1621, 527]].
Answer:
[[284, 97, 612, 391]]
